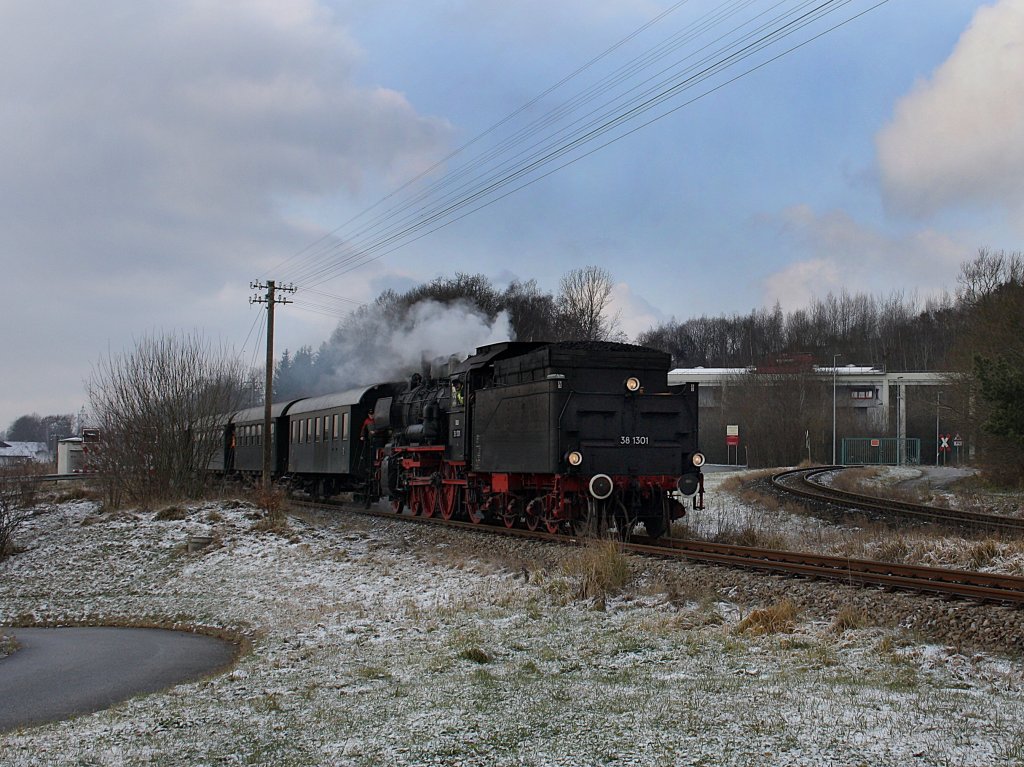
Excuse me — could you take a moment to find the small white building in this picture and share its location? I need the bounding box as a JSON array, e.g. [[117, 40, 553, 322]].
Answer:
[[57, 437, 85, 474]]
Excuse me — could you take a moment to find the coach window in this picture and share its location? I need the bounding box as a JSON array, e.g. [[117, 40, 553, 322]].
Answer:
[[342, 412, 350, 440], [291, 421, 298, 444], [305, 418, 312, 443]]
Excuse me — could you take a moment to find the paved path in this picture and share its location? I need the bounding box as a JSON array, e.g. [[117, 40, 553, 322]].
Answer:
[[896, 465, 976, 491], [0, 627, 237, 733]]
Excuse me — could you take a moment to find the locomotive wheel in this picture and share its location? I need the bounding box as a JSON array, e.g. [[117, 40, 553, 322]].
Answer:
[[524, 502, 541, 531], [466, 500, 484, 524], [440, 485, 458, 520], [545, 518, 561, 535], [421, 486, 438, 518], [391, 496, 405, 514], [409, 486, 424, 517], [502, 499, 518, 529]]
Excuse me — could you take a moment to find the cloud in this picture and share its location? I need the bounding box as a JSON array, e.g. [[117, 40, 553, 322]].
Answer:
[[0, 0, 451, 427], [761, 206, 968, 309], [608, 282, 667, 339], [0, 1, 451, 276], [876, 0, 1024, 228]]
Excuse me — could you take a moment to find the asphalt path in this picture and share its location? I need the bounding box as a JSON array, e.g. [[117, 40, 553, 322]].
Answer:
[[0, 627, 237, 733]]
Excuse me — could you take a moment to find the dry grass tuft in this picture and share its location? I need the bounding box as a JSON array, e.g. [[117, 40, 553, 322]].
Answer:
[[563, 538, 632, 601], [871, 536, 911, 564], [830, 604, 871, 634], [458, 647, 492, 664], [252, 511, 291, 536], [726, 526, 789, 551], [736, 600, 798, 636], [250, 486, 291, 534], [154, 505, 189, 521], [719, 469, 775, 494], [967, 539, 1000, 569], [55, 485, 100, 503], [254, 486, 287, 516]]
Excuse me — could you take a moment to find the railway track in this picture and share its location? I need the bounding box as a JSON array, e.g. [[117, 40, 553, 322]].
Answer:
[[290, 497, 1024, 607], [771, 466, 1024, 534]]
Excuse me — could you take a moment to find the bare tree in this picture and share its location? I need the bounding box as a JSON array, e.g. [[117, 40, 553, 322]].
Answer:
[[87, 332, 249, 506], [956, 248, 1024, 308], [724, 371, 833, 467], [557, 265, 622, 342], [0, 465, 42, 559]]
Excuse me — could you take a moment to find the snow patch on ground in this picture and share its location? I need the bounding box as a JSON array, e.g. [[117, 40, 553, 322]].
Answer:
[[1, 497, 1023, 766]]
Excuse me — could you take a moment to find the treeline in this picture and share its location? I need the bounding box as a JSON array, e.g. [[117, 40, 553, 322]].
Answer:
[[636, 292, 957, 371], [2, 413, 75, 444], [279, 250, 1020, 397]]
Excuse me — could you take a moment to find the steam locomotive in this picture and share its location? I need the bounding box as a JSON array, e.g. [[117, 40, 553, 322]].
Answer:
[[214, 341, 704, 538]]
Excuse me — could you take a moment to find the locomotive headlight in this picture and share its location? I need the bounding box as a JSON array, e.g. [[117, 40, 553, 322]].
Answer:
[[624, 376, 642, 392], [567, 450, 584, 467], [589, 473, 614, 500], [691, 452, 706, 468]]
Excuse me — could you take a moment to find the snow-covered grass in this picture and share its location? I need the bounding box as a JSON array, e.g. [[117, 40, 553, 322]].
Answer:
[[2, 494, 1024, 766], [685, 470, 1024, 575]]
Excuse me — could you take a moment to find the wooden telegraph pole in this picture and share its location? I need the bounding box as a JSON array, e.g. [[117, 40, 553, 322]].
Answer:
[[250, 280, 296, 490]]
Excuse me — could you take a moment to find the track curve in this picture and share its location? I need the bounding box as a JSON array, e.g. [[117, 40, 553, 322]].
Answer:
[[771, 466, 1024, 534]]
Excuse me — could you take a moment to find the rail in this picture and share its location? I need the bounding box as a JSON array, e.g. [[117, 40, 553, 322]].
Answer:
[[771, 466, 1024, 533], [290, 498, 1024, 606]]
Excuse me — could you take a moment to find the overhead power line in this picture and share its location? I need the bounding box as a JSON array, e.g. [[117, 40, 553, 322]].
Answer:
[[270, 0, 889, 298]]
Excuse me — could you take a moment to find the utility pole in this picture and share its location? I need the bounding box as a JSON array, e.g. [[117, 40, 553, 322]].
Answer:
[[250, 280, 296, 490], [832, 353, 842, 465]]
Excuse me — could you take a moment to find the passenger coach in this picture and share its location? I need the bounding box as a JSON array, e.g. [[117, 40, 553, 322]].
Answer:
[[286, 383, 400, 497]]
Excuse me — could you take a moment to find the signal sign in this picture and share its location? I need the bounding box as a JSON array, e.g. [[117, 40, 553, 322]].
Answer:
[[939, 434, 951, 453]]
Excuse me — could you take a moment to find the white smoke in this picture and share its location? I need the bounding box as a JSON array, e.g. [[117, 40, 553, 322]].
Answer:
[[313, 300, 514, 393]]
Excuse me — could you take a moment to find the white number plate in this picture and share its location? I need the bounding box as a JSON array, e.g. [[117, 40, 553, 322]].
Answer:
[[619, 436, 649, 445]]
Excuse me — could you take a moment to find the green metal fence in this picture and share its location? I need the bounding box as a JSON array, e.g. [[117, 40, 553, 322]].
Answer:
[[841, 437, 920, 466]]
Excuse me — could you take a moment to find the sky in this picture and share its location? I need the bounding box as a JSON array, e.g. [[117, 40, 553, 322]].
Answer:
[[2, 0, 1022, 430]]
